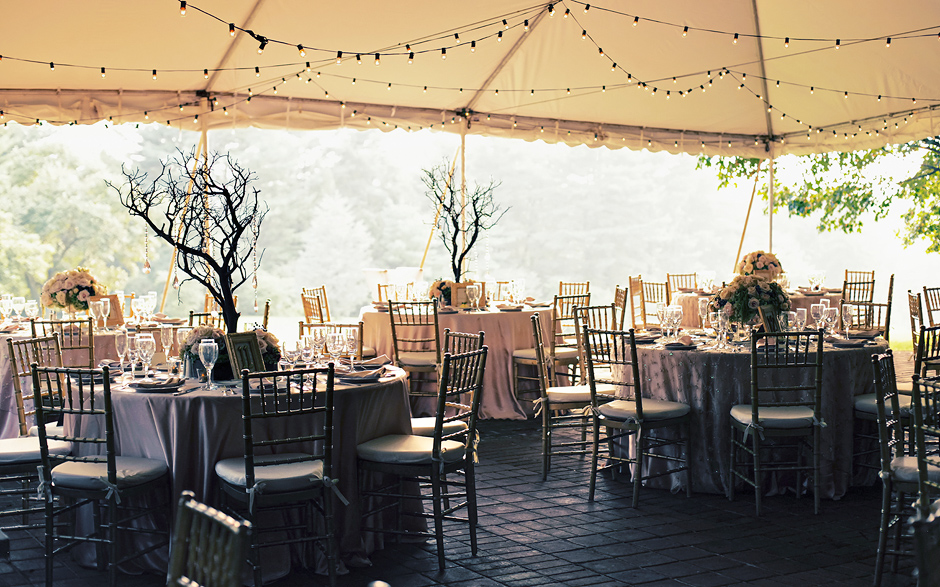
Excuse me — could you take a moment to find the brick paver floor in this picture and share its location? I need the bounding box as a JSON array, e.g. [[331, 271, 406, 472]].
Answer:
[[0, 383, 919, 586]]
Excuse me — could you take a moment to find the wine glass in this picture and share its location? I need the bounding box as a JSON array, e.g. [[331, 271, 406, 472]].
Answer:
[[24, 300, 39, 321], [99, 298, 111, 331], [345, 329, 359, 366], [88, 301, 102, 332], [708, 311, 719, 338], [312, 327, 327, 365], [825, 307, 839, 335], [655, 302, 667, 332], [127, 335, 138, 379], [136, 332, 156, 382], [810, 303, 824, 330], [161, 324, 175, 370], [510, 279, 525, 304], [131, 298, 144, 323], [841, 303, 855, 339], [466, 284, 481, 311], [777, 273, 791, 291], [698, 298, 710, 329], [326, 333, 345, 365], [393, 283, 407, 302], [779, 311, 791, 332], [11, 296, 25, 318], [146, 291, 157, 319], [301, 336, 316, 368], [198, 339, 219, 390], [666, 305, 683, 341], [716, 311, 730, 350], [114, 330, 128, 382], [795, 308, 807, 332], [820, 298, 831, 312], [787, 311, 798, 332], [0, 295, 12, 322]]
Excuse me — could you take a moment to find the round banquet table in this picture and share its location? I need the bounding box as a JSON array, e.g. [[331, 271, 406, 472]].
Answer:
[[628, 340, 886, 499], [66, 370, 417, 578], [360, 306, 554, 420], [673, 291, 844, 330]]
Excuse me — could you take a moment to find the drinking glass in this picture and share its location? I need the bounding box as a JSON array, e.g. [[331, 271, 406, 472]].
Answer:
[[716, 312, 730, 350], [127, 335, 138, 379], [393, 283, 407, 302], [88, 301, 102, 332], [161, 324, 175, 369], [11, 297, 25, 318], [345, 329, 359, 365], [312, 328, 327, 365], [146, 291, 157, 319], [787, 311, 798, 332], [779, 311, 791, 332], [136, 333, 156, 382], [666, 305, 683, 340], [655, 302, 667, 332], [825, 307, 839, 335], [777, 273, 791, 291], [820, 298, 831, 311], [795, 308, 807, 331], [99, 298, 111, 331], [114, 330, 128, 382], [24, 300, 39, 320], [326, 333, 345, 364], [698, 298, 710, 329], [0, 295, 12, 321], [414, 280, 429, 301], [510, 279, 525, 304], [198, 339, 219, 390], [708, 311, 719, 337], [466, 284, 481, 311], [301, 335, 316, 368], [841, 303, 855, 339], [810, 303, 824, 329], [131, 298, 144, 323]]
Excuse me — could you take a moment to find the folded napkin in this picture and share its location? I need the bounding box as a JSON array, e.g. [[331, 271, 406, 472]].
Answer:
[[674, 335, 693, 346], [1, 324, 22, 333], [495, 303, 523, 310], [849, 329, 882, 339], [439, 306, 459, 313], [339, 366, 389, 381], [359, 354, 392, 367], [133, 377, 183, 389], [153, 312, 168, 320]]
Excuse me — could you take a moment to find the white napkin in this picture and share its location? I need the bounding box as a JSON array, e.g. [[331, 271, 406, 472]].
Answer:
[[340, 366, 388, 380], [496, 303, 523, 310]]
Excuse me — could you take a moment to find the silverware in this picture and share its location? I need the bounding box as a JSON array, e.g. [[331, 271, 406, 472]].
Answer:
[[173, 388, 197, 396]]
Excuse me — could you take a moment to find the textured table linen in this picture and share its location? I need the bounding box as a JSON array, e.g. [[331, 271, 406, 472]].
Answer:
[[360, 307, 553, 420], [630, 341, 885, 498], [66, 371, 415, 576], [672, 291, 843, 331]]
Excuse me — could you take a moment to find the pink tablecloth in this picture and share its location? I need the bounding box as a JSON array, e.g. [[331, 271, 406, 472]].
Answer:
[[360, 307, 553, 420]]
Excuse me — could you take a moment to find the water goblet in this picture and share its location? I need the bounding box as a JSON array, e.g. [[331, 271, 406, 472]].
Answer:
[[312, 328, 327, 365], [841, 303, 855, 339], [345, 329, 359, 366], [114, 330, 128, 382], [99, 298, 111, 331], [810, 303, 824, 330], [717, 312, 731, 350], [0, 295, 12, 321], [510, 279, 525, 304], [825, 307, 839, 335], [127, 335, 139, 379], [301, 336, 316, 368], [393, 283, 407, 302], [161, 324, 175, 369], [11, 296, 25, 318], [795, 308, 807, 331], [708, 311, 719, 338], [88, 301, 102, 333], [136, 333, 156, 382], [655, 302, 667, 333], [466, 284, 481, 311], [198, 339, 219, 390], [666, 304, 683, 341], [146, 291, 157, 319], [698, 298, 710, 329], [779, 311, 791, 332], [788, 311, 798, 332], [326, 333, 345, 365], [820, 298, 831, 311], [24, 300, 39, 321]]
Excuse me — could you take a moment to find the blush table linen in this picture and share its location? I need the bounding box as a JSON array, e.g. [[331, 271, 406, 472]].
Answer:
[[360, 307, 554, 420]]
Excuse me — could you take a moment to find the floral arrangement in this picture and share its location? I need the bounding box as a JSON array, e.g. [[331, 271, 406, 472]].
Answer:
[[40, 267, 108, 311], [736, 250, 783, 277], [709, 274, 791, 325], [429, 279, 453, 305], [179, 326, 282, 372]]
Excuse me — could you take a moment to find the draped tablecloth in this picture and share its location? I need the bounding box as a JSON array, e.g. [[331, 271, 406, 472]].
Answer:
[[66, 371, 416, 577], [631, 341, 885, 499], [360, 307, 553, 420], [672, 291, 844, 330]]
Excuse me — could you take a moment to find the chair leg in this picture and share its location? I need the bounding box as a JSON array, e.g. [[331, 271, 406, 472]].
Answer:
[[873, 482, 891, 587], [44, 489, 54, 587], [813, 428, 820, 515], [728, 426, 736, 503], [891, 491, 904, 574], [752, 433, 762, 517], [466, 462, 478, 557], [632, 428, 643, 508], [108, 497, 118, 587], [322, 489, 338, 587], [684, 422, 693, 499], [431, 472, 445, 572], [541, 405, 551, 481], [589, 417, 600, 502]]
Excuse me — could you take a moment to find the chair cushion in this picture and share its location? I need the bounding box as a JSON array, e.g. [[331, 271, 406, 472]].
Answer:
[[599, 399, 691, 422], [730, 405, 814, 429], [512, 347, 538, 360], [553, 348, 580, 362], [215, 453, 324, 493], [410, 417, 468, 438], [896, 380, 913, 394], [397, 351, 438, 367], [358, 434, 465, 465], [28, 422, 64, 438], [51, 456, 167, 490], [0, 436, 71, 464], [891, 456, 940, 484], [361, 345, 377, 358], [546, 385, 592, 404], [854, 393, 912, 417]]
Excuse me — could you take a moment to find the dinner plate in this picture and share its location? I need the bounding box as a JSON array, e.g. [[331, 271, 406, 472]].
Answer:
[[439, 309, 459, 314], [832, 341, 866, 349], [633, 336, 659, 344], [799, 291, 825, 297], [128, 379, 185, 392], [339, 373, 384, 384], [663, 343, 698, 351], [498, 307, 523, 312]]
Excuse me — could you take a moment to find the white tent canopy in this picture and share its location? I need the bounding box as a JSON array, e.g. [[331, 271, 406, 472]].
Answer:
[[1, 0, 939, 157]]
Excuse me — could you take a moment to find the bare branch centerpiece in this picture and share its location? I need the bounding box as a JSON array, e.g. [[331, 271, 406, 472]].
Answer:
[[109, 149, 267, 333], [423, 161, 507, 308]]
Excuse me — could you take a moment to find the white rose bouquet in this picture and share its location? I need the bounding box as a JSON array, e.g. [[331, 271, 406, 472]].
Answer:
[[40, 267, 108, 312], [429, 279, 453, 305], [736, 250, 783, 277], [708, 274, 790, 325]]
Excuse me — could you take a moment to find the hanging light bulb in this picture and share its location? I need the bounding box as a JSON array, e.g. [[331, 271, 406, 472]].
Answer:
[[374, 53, 380, 65], [502, 19, 509, 29], [180, 1, 186, 16], [784, 36, 790, 47], [229, 23, 235, 36], [203, 68, 209, 79], [49, 62, 55, 71], [886, 37, 891, 48], [498, 31, 503, 41], [336, 51, 343, 64], [101, 67, 106, 78], [455, 33, 460, 43], [524, 19, 529, 31], [548, 4, 555, 16], [441, 48, 446, 59], [732, 33, 739, 44], [564, 8, 570, 17], [408, 52, 414, 63], [582, 30, 587, 40], [257, 38, 267, 54], [470, 41, 475, 52], [152, 69, 158, 80], [633, 16, 639, 26], [835, 39, 840, 49], [682, 26, 688, 37], [255, 66, 260, 77]]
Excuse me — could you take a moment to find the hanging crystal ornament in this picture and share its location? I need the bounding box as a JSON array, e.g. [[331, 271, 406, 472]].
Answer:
[[172, 253, 180, 289], [142, 226, 151, 274], [251, 213, 260, 312]]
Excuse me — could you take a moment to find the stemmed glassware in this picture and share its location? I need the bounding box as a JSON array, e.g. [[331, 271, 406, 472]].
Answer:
[[698, 298, 710, 329], [345, 329, 359, 367], [810, 303, 824, 330], [127, 335, 138, 379], [0, 295, 12, 322], [787, 311, 798, 332], [655, 302, 667, 333], [11, 297, 26, 319], [326, 333, 345, 365], [136, 333, 156, 382], [24, 300, 39, 321], [301, 336, 316, 368], [665, 305, 683, 341], [510, 279, 525, 304], [841, 303, 855, 339], [466, 284, 481, 311], [198, 339, 219, 390], [88, 301, 102, 333], [795, 308, 807, 332], [312, 328, 326, 366], [115, 330, 128, 382], [146, 291, 157, 320], [824, 307, 839, 335], [161, 324, 175, 371], [99, 298, 111, 331]]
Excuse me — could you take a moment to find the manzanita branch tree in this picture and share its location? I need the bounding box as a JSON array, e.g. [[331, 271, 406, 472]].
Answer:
[[109, 148, 267, 333], [424, 162, 507, 283]]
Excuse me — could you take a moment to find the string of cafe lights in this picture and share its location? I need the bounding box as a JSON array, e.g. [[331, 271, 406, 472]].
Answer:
[[0, 1, 937, 150]]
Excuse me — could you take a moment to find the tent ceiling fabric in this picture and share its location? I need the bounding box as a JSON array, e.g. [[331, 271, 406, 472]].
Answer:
[[2, 0, 939, 158]]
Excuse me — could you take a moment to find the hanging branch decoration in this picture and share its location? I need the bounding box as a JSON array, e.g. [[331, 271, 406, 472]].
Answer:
[[108, 148, 268, 333], [423, 161, 507, 283]]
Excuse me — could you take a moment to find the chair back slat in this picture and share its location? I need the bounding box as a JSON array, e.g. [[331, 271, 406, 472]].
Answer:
[[613, 285, 628, 330], [667, 273, 698, 297], [301, 286, 330, 323], [872, 351, 906, 482], [189, 310, 224, 328], [574, 304, 617, 378], [912, 375, 940, 517], [553, 294, 590, 354], [434, 348, 487, 456], [582, 327, 641, 415], [916, 326, 940, 378], [924, 286, 940, 327], [239, 366, 334, 493], [442, 329, 484, 355], [559, 281, 590, 296], [205, 294, 237, 314], [641, 281, 670, 327], [842, 280, 876, 304], [7, 335, 62, 436], [168, 490, 251, 587], [31, 318, 95, 368], [747, 331, 823, 421], [530, 313, 555, 391], [628, 276, 645, 329], [911, 291, 926, 348], [388, 301, 440, 359]]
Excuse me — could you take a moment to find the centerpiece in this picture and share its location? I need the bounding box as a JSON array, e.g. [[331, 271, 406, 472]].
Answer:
[[709, 274, 791, 336], [736, 250, 783, 281], [40, 267, 108, 316], [429, 279, 454, 306], [179, 326, 281, 381]]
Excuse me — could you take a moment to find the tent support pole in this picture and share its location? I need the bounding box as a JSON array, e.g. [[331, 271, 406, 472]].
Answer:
[[460, 124, 467, 280], [419, 147, 461, 272], [768, 155, 775, 253], [734, 160, 763, 273], [160, 125, 207, 313]]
